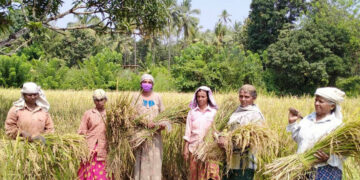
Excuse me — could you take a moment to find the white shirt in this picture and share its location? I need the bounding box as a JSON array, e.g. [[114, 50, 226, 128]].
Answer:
[[287, 112, 344, 170]]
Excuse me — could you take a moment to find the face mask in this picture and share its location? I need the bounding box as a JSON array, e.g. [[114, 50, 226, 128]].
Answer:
[[141, 83, 153, 92]]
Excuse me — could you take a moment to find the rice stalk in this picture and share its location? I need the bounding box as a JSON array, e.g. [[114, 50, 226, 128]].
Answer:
[[162, 124, 188, 180], [129, 102, 188, 150], [0, 133, 88, 179], [193, 98, 238, 164], [105, 93, 139, 179], [106, 94, 188, 179], [265, 119, 360, 180], [226, 124, 279, 171]]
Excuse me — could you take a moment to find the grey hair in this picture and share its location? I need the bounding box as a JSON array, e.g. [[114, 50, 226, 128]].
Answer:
[[239, 84, 257, 99]]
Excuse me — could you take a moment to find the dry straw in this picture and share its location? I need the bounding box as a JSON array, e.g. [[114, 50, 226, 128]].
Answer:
[[129, 101, 189, 150], [0, 133, 88, 179], [226, 124, 278, 171], [265, 119, 360, 180], [105, 94, 138, 179], [105, 93, 189, 179], [195, 98, 278, 177], [194, 97, 238, 163]]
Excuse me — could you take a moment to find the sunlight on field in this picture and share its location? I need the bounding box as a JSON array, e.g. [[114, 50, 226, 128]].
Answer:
[[0, 88, 359, 179]]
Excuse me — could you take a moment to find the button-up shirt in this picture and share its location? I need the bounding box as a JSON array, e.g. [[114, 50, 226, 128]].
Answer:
[[78, 108, 107, 161], [183, 106, 217, 153], [5, 106, 54, 139], [287, 112, 343, 170]]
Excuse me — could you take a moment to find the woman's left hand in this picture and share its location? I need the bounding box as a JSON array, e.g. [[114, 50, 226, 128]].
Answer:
[[314, 150, 329, 163]]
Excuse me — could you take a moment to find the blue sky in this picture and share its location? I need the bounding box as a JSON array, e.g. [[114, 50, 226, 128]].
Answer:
[[191, 0, 252, 31], [55, 0, 252, 31]]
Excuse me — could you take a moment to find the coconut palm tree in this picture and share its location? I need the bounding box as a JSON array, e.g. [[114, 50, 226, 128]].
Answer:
[[67, 14, 101, 27], [163, 0, 178, 68], [218, 9, 231, 24], [175, 0, 200, 46]]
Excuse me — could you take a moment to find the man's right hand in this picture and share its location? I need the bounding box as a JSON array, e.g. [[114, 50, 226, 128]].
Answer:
[[288, 108, 301, 124]]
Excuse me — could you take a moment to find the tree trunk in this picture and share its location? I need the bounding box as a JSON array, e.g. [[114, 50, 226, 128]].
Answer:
[[134, 35, 137, 70]]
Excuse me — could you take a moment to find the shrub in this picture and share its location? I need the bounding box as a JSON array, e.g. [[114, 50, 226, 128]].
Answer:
[[0, 55, 31, 88]]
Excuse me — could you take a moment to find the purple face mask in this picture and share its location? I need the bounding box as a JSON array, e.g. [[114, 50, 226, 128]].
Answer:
[[141, 83, 153, 92]]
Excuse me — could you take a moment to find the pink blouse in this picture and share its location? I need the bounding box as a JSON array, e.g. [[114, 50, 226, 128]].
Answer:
[[183, 106, 217, 153], [78, 109, 107, 161]]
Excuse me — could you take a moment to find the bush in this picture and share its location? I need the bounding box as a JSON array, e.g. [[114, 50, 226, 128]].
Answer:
[[61, 50, 122, 90], [30, 58, 69, 89], [336, 76, 360, 97], [0, 55, 31, 87], [146, 66, 177, 92], [172, 43, 264, 92], [116, 69, 141, 91]]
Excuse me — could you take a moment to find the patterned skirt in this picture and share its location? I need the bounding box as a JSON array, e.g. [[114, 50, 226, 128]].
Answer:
[[189, 153, 220, 180], [222, 169, 255, 180], [313, 165, 342, 180], [78, 145, 108, 180]]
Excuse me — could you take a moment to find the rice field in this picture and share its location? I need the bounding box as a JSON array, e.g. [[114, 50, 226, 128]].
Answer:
[[0, 88, 359, 179]]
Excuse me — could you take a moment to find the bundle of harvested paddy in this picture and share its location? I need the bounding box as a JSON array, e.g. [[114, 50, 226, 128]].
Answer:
[[225, 124, 278, 170], [105, 94, 188, 179], [265, 119, 360, 180], [162, 124, 188, 180], [194, 98, 238, 163], [129, 102, 189, 150], [105, 94, 139, 179], [195, 98, 279, 177], [0, 133, 88, 179], [213, 98, 239, 132]]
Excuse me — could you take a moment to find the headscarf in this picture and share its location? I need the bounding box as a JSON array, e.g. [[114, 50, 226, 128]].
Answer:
[[189, 86, 218, 109], [93, 89, 107, 100], [315, 87, 345, 120], [13, 82, 50, 111], [141, 74, 154, 83]]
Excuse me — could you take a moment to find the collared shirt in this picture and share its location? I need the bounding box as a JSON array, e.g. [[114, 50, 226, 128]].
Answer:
[[78, 108, 107, 161], [5, 105, 54, 139], [183, 105, 217, 153], [287, 112, 343, 170]]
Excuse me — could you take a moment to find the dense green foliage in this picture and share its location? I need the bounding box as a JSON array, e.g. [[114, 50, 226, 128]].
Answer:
[[172, 43, 263, 91], [336, 76, 360, 97], [266, 22, 354, 94], [0, 0, 359, 96], [246, 0, 307, 52], [0, 55, 31, 87]]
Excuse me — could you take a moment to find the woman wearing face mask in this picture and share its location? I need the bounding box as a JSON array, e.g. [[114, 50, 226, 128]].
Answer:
[[183, 86, 220, 180], [133, 74, 166, 180], [217, 84, 265, 180]]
